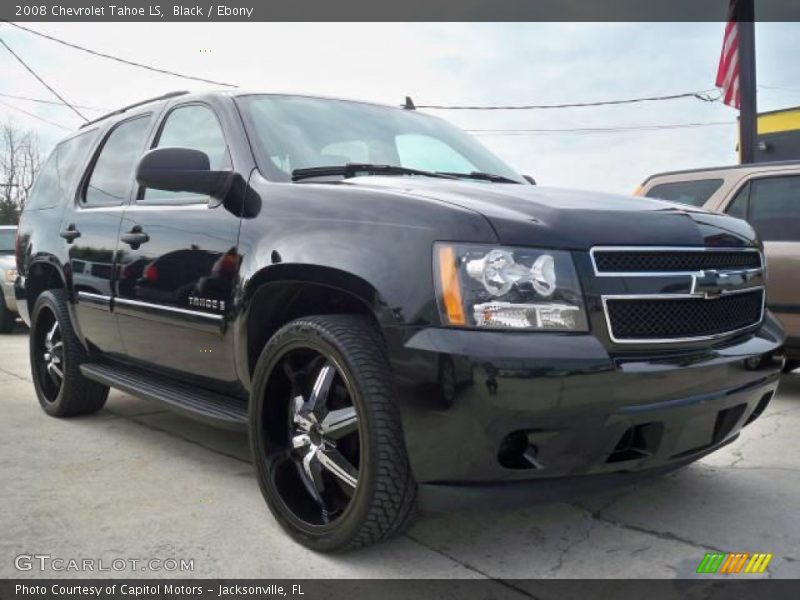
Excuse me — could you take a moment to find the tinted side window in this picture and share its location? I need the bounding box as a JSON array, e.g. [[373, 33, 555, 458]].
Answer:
[[84, 117, 151, 206], [747, 176, 800, 242], [24, 151, 59, 211], [645, 179, 724, 207], [57, 129, 98, 199], [142, 105, 228, 202], [725, 183, 750, 220]]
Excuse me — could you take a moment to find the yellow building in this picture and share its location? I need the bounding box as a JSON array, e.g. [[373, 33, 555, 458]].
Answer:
[[745, 105, 800, 162]]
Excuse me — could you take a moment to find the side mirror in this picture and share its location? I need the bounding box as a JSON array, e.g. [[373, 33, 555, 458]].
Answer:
[[136, 147, 233, 199], [523, 175, 536, 185]]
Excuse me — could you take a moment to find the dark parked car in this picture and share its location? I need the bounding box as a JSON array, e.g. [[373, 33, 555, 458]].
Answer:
[[15, 91, 785, 551]]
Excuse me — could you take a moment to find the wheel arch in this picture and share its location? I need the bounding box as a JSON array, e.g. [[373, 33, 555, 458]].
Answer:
[[236, 264, 400, 386], [23, 258, 90, 345], [25, 259, 68, 315]]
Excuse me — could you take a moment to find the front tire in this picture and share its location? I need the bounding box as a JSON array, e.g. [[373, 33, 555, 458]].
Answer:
[[249, 315, 416, 552], [30, 289, 109, 416]]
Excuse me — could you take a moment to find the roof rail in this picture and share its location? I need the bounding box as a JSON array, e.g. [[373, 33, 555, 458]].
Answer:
[[80, 90, 190, 129]]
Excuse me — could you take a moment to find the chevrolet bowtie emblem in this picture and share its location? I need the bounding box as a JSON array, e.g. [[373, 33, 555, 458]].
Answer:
[[691, 269, 759, 299]]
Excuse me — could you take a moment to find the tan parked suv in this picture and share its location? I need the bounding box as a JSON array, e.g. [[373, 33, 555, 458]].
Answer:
[[638, 161, 800, 373]]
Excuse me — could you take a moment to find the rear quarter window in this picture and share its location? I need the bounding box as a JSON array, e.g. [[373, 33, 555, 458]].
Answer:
[[23, 151, 59, 211], [24, 129, 98, 212], [56, 129, 98, 199], [645, 179, 724, 207]]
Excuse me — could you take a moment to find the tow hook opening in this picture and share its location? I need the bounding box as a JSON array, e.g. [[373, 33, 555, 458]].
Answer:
[[607, 422, 664, 463], [498, 430, 541, 470]]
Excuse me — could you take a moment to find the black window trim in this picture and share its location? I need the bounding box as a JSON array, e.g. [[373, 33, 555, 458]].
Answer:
[[78, 113, 154, 209], [135, 100, 231, 207]]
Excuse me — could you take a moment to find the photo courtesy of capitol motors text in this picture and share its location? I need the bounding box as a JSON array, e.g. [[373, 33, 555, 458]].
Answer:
[[13, 584, 305, 597]]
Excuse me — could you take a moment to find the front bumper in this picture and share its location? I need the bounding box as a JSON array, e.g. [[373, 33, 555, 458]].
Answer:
[[389, 315, 784, 484]]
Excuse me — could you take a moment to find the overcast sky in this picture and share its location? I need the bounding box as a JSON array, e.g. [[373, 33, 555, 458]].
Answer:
[[1, 22, 799, 193]]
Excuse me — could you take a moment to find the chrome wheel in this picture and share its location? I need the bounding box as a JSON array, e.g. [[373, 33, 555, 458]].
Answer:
[[34, 308, 63, 402], [43, 321, 64, 386], [250, 315, 417, 551], [271, 350, 361, 526]]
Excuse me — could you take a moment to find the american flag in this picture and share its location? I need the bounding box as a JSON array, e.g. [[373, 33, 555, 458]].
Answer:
[[716, 0, 740, 108]]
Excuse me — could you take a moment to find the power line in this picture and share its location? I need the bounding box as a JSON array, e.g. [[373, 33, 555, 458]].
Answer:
[[414, 90, 721, 110], [467, 121, 736, 136], [5, 21, 239, 89], [0, 98, 72, 131], [759, 84, 800, 94], [0, 36, 87, 121], [0, 91, 107, 112]]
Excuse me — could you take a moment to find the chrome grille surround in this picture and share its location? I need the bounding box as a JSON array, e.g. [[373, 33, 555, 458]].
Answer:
[[590, 246, 766, 344]]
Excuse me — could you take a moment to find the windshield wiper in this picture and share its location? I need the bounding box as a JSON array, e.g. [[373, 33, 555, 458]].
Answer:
[[292, 163, 459, 182], [437, 171, 521, 184]]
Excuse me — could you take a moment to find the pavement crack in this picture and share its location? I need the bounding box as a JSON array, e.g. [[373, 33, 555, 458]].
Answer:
[[570, 502, 727, 554], [0, 365, 30, 382], [403, 531, 541, 598], [549, 509, 594, 574]]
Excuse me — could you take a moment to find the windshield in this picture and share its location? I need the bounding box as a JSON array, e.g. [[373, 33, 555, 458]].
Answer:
[[237, 95, 524, 183], [0, 229, 15, 255]]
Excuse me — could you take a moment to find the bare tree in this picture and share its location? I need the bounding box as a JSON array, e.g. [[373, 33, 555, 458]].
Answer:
[[0, 120, 43, 225]]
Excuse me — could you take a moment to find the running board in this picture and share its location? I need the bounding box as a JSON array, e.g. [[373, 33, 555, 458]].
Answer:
[[80, 363, 248, 431]]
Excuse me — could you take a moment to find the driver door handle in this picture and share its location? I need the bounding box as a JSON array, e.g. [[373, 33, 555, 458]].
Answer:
[[120, 226, 149, 248]]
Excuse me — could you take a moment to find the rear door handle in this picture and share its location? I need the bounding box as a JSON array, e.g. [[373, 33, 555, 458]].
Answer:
[[59, 225, 81, 243], [120, 227, 149, 248]]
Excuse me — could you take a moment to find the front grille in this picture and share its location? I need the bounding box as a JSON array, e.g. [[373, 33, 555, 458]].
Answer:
[[605, 289, 764, 342], [593, 250, 762, 273]]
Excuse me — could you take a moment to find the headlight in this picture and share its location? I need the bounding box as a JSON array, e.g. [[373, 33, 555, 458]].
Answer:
[[4, 269, 17, 283], [434, 243, 588, 331]]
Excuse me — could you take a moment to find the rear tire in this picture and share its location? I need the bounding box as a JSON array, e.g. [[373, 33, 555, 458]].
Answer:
[[249, 315, 417, 552], [30, 289, 109, 416], [0, 298, 14, 333]]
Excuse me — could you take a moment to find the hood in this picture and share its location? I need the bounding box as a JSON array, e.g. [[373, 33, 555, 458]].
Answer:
[[339, 177, 758, 249]]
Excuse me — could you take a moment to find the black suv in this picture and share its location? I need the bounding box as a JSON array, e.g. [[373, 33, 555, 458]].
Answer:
[[15, 91, 785, 551]]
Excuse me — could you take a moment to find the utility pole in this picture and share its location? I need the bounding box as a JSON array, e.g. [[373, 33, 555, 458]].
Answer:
[[737, 0, 757, 164]]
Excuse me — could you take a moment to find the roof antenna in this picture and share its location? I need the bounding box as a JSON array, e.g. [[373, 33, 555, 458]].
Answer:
[[403, 96, 416, 110]]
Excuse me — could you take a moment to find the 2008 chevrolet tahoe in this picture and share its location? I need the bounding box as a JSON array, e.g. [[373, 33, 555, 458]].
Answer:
[[15, 91, 785, 551]]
